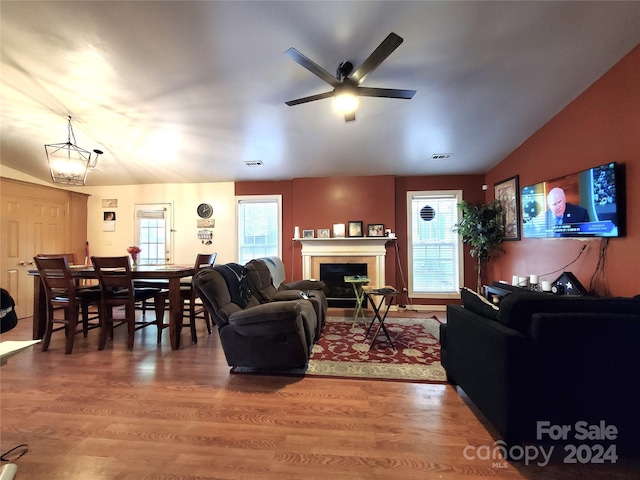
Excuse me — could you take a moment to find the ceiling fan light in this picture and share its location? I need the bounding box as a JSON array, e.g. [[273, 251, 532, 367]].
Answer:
[[333, 92, 359, 114]]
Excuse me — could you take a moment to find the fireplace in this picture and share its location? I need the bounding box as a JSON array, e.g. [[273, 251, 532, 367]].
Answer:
[[297, 237, 390, 307], [320, 263, 368, 308]]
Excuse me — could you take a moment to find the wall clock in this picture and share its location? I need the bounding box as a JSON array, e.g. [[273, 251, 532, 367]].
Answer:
[[197, 203, 213, 219]]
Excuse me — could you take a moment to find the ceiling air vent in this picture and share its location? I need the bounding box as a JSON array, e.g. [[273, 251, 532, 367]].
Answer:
[[243, 160, 264, 167], [430, 153, 453, 160]]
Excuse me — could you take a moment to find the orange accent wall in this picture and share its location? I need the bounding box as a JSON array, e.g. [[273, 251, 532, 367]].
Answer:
[[237, 174, 486, 305], [486, 45, 640, 297], [236, 176, 397, 285], [290, 176, 396, 284]]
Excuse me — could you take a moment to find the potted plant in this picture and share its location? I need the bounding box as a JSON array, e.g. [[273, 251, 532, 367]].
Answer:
[[453, 199, 505, 293]]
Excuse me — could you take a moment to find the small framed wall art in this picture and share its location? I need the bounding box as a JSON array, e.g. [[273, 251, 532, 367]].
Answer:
[[302, 229, 315, 238], [367, 224, 385, 237], [103, 211, 116, 232], [494, 175, 521, 241], [318, 228, 330, 238], [348, 221, 364, 237], [333, 223, 346, 238]]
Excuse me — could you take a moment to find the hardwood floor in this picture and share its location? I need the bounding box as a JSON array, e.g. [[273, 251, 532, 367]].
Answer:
[[1, 309, 638, 479]]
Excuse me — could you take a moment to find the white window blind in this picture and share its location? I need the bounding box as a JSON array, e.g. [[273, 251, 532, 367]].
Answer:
[[237, 196, 282, 265], [407, 191, 462, 297]]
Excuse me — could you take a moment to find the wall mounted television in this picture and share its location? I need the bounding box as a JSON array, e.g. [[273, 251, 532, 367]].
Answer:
[[521, 162, 625, 238]]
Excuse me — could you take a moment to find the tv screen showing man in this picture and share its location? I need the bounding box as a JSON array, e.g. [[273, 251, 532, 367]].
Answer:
[[522, 162, 622, 239], [546, 187, 590, 232]]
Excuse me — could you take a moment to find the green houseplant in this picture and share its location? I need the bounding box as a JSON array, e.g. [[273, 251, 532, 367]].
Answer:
[[453, 199, 506, 293]]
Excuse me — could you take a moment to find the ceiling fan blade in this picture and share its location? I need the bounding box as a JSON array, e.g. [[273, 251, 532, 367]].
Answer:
[[285, 91, 335, 106], [344, 111, 356, 123], [350, 33, 404, 85], [285, 48, 341, 88], [357, 86, 416, 99]]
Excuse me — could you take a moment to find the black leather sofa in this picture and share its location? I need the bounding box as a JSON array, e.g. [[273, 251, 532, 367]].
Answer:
[[440, 289, 640, 456]]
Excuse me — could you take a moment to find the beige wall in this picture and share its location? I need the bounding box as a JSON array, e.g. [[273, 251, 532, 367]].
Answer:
[[82, 183, 236, 266], [0, 167, 237, 267]]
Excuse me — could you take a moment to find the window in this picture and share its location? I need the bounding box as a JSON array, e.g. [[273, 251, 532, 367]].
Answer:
[[237, 196, 282, 265], [134, 204, 172, 265], [407, 190, 462, 298]]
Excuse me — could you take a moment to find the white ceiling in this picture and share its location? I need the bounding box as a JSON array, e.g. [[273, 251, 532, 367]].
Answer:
[[2, 1, 639, 186]]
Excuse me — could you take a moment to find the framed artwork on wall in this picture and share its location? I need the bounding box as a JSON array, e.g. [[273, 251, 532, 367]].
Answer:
[[348, 221, 364, 237], [494, 175, 521, 241], [103, 211, 116, 232], [333, 223, 346, 238], [318, 228, 330, 238]]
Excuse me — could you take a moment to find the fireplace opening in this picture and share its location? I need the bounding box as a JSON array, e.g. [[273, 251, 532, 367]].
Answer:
[[319, 263, 368, 308]]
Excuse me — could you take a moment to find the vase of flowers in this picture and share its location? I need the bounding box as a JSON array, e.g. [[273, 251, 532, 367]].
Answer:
[[126, 245, 141, 267]]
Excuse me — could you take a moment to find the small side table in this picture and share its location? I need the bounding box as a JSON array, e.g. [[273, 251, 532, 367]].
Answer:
[[362, 286, 398, 350], [344, 275, 370, 325]]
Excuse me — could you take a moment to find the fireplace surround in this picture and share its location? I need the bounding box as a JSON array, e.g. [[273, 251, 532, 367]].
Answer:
[[297, 238, 390, 306]]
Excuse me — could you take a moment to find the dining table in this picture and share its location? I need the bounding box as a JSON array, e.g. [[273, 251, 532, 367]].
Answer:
[[29, 264, 195, 350]]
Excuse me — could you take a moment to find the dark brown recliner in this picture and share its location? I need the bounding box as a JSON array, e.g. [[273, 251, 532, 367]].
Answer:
[[192, 263, 320, 370], [245, 257, 328, 334]]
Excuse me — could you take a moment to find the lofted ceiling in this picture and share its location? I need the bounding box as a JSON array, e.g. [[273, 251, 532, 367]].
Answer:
[[1, 1, 639, 187]]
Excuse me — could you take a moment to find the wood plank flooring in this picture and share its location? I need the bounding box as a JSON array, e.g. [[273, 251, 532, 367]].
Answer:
[[1, 309, 638, 479]]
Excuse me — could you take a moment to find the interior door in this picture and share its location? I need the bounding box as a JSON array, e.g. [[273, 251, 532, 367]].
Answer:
[[0, 195, 66, 318], [1, 195, 32, 318]]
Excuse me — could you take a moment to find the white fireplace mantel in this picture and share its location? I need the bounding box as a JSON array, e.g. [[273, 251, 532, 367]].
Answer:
[[296, 237, 394, 287]]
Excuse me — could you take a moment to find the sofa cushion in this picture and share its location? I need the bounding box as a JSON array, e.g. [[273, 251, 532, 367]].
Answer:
[[460, 287, 499, 320], [496, 293, 640, 334], [245, 259, 279, 302]]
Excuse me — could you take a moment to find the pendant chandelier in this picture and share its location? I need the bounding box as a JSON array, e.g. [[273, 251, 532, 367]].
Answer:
[[44, 116, 102, 186]]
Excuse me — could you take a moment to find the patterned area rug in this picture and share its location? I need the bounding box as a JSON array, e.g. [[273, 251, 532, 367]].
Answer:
[[305, 316, 446, 383]]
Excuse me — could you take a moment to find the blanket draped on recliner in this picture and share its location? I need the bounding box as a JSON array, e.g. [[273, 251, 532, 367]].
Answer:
[[214, 263, 252, 308], [261, 256, 286, 288]]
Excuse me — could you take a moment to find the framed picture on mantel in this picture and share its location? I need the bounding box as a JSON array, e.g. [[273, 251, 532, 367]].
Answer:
[[333, 223, 346, 238], [367, 224, 384, 237], [348, 221, 363, 237]]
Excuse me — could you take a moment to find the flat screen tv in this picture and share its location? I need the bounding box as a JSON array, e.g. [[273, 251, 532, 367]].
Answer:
[[521, 162, 625, 238]]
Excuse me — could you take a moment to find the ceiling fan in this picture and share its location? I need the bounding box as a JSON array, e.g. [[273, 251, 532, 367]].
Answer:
[[285, 32, 417, 122]]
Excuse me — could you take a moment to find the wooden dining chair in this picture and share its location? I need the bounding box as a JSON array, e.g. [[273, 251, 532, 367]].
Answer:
[[36, 251, 99, 307], [155, 253, 217, 344], [33, 256, 102, 354], [37, 253, 77, 265], [183, 253, 217, 343], [91, 256, 167, 350]]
